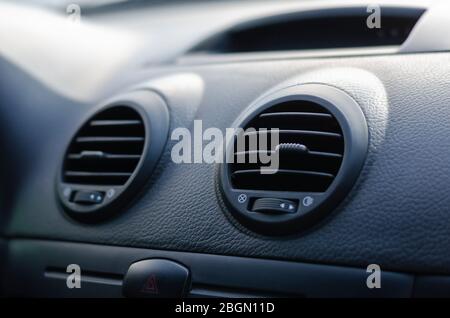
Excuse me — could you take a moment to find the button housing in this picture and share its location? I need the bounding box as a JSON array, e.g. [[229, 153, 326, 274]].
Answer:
[[122, 259, 190, 298]]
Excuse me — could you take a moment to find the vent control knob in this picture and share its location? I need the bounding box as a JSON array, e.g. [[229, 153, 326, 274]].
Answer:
[[72, 191, 104, 205], [252, 198, 298, 214]]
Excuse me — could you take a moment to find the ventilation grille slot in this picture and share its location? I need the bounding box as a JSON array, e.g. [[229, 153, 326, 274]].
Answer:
[[230, 101, 344, 192], [63, 106, 145, 186], [189, 7, 425, 55]]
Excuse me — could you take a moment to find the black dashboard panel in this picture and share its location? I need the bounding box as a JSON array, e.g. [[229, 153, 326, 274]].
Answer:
[[3, 52, 450, 274], [3, 0, 450, 298], [3, 239, 415, 298], [189, 6, 424, 53]]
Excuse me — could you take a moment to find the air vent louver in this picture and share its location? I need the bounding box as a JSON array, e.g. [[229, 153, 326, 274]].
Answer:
[[58, 90, 169, 221], [219, 84, 368, 235], [230, 101, 344, 192], [63, 106, 145, 186]]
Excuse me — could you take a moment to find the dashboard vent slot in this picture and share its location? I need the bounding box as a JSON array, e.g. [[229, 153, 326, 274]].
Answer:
[[189, 7, 425, 54], [230, 101, 344, 192], [63, 106, 145, 186]]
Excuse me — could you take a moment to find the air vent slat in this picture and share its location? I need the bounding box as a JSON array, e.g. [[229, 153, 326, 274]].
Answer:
[[232, 169, 335, 179], [65, 158, 139, 173], [76, 137, 144, 143], [89, 120, 142, 126], [259, 112, 333, 119], [65, 171, 133, 177], [68, 153, 141, 160], [243, 130, 342, 139], [63, 106, 146, 186], [234, 149, 342, 159], [233, 151, 342, 174], [229, 100, 344, 192], [308, 151, 343, 159], [231, 169, 335, 192], [256, 111, 340, 132]]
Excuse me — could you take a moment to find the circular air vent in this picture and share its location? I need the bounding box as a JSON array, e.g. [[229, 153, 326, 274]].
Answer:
[[63, 106, 145, 186], [230, 101, 343, 192], [219, 84, 368, 235], [57, 90, 169, 221]]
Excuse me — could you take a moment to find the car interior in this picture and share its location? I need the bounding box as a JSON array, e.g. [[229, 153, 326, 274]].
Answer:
[[2, 0, 450, 299]]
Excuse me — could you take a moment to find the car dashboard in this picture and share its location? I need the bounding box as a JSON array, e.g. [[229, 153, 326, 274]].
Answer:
[[1, 0, 450, 298]]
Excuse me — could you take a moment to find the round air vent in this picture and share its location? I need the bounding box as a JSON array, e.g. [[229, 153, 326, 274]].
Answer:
[[219, 84, 368, 235], [63, 106, 145, 186], [57, 90, 169, 221]]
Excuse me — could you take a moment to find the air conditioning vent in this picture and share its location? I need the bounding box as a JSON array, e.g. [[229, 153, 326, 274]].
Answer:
[[63, 106, 145, 186], [57, 90, 169, 221], [219, 84, 368, 235], [64, 106, 145, 185], [230, 101, 344, 192]]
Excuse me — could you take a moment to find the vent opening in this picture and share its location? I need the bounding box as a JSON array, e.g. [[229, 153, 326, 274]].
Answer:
[[190, 7, 424, 55], [230, 101, 344, 193], [63, 106, 145, 186], [219, 84, 368, 235], [57, 90, 169, 221]]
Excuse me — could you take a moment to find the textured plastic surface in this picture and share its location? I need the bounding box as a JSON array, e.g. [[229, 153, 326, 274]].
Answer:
[[2, 239, 414, 298], [4, 53, 450, 274]]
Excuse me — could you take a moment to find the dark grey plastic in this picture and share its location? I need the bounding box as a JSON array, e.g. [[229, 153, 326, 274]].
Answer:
[[3, 239, 414, 298], [219, 84, 368, 235], [56, 90, 169, 221]]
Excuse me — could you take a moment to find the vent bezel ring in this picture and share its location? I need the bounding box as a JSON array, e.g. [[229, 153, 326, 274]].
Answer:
[[56, 90, 169, 222], [219, 83, 368, 235]]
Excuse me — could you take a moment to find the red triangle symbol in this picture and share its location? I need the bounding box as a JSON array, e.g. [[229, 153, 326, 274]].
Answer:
[[142, 274, 159, 294]]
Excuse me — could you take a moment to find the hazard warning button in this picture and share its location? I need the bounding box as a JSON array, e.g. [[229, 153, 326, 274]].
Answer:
[[123, 259, 190, 298]]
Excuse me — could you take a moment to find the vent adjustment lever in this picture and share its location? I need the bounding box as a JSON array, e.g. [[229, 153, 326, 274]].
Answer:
[[252, 198, 298, 214], [72, 191, 105, 205]]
